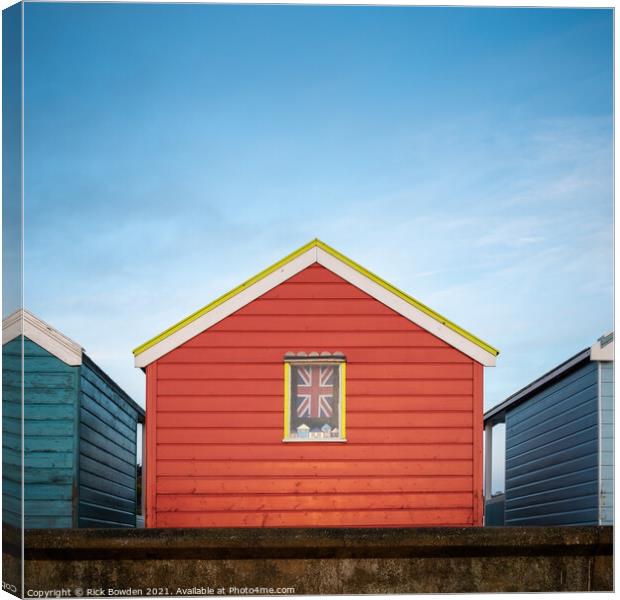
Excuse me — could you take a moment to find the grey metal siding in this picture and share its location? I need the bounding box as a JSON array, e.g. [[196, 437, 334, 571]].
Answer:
[[78, 357, 140, 527], [599, 361, 613, 524], [505, 361, 599, 525]]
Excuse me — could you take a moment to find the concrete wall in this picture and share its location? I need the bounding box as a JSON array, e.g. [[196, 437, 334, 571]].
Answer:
[[3, 525, 612, 595]]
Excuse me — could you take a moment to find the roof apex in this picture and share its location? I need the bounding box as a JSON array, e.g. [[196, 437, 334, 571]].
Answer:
[[133, 239, 499, 368], [3, 308, 84, 366]]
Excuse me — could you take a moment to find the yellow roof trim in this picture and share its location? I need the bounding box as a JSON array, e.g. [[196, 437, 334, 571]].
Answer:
[[314, 240, 499, 357], [133, 239, 499, 358]]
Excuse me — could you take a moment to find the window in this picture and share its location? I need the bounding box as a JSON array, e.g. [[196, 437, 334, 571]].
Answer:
[[283, 353, 346, 442]]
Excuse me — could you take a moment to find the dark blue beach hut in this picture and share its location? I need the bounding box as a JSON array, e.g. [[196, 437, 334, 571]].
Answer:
[[484, 333, 614, 526], [2, 310, 145, 528]]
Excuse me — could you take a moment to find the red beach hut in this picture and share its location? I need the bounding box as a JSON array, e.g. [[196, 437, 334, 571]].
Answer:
[[134, 240, 498, 528]]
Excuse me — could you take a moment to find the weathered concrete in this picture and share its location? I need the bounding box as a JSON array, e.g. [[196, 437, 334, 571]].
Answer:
[[2, 525, 613, 596]]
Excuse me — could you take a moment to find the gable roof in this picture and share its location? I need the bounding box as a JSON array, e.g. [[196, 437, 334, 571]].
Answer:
[[484, 331, 614, 425], [3, 309, 84, 366], [133, 239, 500, 368]]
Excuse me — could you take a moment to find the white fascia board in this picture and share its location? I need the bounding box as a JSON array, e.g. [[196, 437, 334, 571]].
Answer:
[[316, 248, 497, 366], [591, 336, 614, 362], [2, 309, 83, 366], [135, 244, 496, 368], [134, 248, 318, 368]]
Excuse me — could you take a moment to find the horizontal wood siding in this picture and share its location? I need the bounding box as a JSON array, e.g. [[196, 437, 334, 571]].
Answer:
[[3, 337, 77, 528], [78, 357, 141, 528], [3, 337, 22, 527], [504, 361, 599, 525], [599, 361, 613, 525], [154, 264, 478, 527]]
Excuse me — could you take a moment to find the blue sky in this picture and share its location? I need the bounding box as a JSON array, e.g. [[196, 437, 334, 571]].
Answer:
[[21, 2, 612, 450]]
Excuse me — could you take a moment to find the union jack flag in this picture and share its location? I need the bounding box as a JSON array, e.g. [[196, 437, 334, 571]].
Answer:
[[295, 365, 335, 419]]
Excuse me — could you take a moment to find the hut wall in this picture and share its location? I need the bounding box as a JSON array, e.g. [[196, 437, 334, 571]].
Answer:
[[148, 263, 483, 528], [504, 360, 599, 525], [78, 356, 140, 527], [3, 336, 78, 528], [599, 361, 613, 525]]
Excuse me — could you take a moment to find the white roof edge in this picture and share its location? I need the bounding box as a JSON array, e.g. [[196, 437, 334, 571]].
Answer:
[[2, 309, 84, 366], [135, 245, 497, 368], [590, 331, 614, 362]]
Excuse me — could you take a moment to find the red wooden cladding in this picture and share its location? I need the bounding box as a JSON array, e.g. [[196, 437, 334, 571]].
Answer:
[[155, 508, 475, 528], [259, 282, 373, 300], [238, 298, 401, 316], [157, 378, 472, 396], [156, 443, 473, 461], [183, 331, 449, 348], [156, 476, 474, 495], [156, 460, 473, 477], [156, 396, 473, 413], [149, 263, 484, 527], [210, 314, 423, 332], [159, 346, 471, 364], [156, 412, 473, 429], [157, 363, 473, 380], [156, 492, 473, 512], [156, 427, 473, 445]]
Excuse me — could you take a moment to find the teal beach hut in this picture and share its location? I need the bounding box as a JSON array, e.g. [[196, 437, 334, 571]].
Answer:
[[2, 310, 145, 528]]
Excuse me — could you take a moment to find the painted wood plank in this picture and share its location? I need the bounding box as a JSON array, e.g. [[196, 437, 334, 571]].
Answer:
[[507, 481, 597, 509], [24, 516, 73, 528], [162, 346, 471, 364], [80, 455, 135, 488], [80, 471, 136, 500], [156, 444, 473, 461], [156, 427, 473, 445], [157, 363, 473, 380], [81, 399, 136, 443], [156, 378, 472, 396], [260, 282, 373, 300], [156, 476, 473, 495], [182, 331, 449, 349], [80, 422, 136, 459], [156, 411, 472, 429], [156, 460, 473, 478], [81, 379, 139, 432], [155, 395, 472, 413], [156, 508, 474, 528], [79, 501, 136, 526], [156, 492, 473, 512], [210, 314, 423, 332], [80, 440, 136, 475], [79, 486, 136, 512], [3, 465, 73, 485], [236, 298, 399, 316]]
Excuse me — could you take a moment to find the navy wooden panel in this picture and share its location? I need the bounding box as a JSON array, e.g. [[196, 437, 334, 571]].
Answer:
[[484, 494, 505, 526], [3, 336, 78, 528], [504, 361, 599, 526], [78, 355, 141, 528]]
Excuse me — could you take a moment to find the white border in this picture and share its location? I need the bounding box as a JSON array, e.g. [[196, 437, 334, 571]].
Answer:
[[2, 309, 83, 366], [590, 334, 614, 362], [135, 245, 497, 367]]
